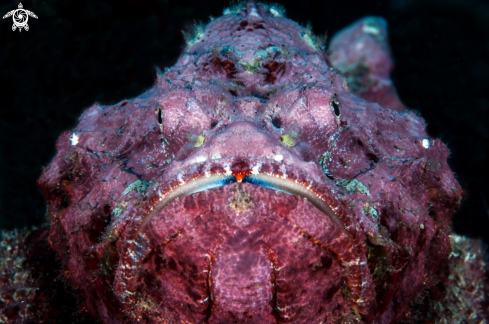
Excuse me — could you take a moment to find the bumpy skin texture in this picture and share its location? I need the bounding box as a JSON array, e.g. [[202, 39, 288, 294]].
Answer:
[[33, 2, 462, 323]]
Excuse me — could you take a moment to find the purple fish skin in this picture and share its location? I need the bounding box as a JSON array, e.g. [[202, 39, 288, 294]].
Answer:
[[328, 16, 407, 112], [31, 2, 462, 323]]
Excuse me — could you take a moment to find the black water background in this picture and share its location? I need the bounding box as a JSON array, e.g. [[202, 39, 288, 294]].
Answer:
[[1, 0, 488, 245]]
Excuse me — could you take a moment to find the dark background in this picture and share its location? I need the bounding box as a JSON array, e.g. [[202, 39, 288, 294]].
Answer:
[[1, 0, 488, 244]]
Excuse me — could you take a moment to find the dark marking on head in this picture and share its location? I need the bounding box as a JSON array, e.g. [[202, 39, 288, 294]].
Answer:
[[263, 61, 285, 83], [366, 152, 380, 163], [271, 116, 282, 128]]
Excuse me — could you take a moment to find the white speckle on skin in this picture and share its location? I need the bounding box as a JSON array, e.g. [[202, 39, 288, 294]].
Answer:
[[422, 138, 430, 149], [195, 156, 207, 163], [211, 152, 222, 159], [248, 6, 261, 18], [362, 23, 380, 35], [273, 154, 283, 162], [224, 165, 232, 176], [420, 223, 425, 230], [70, 133, 79, 146], [301, 32, 317, 51], [269, 8, 280, 17], [251, 163, 261, 175], [280, 164, 287, 179]]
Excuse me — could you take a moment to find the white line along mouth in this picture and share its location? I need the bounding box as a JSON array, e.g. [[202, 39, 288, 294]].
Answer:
[[139, 173, 349, 239]]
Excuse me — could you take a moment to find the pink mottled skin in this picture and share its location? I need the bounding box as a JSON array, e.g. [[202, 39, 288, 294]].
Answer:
[[33, 2, 461, 324], [328, 17, 407, 112]]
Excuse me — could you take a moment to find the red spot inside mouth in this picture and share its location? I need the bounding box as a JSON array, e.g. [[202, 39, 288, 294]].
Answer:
[[234, 172, 248, 182], [231, 159, 252, 182]]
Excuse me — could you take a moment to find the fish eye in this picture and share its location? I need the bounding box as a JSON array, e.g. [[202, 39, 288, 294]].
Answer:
[[330, 96, 341, 117], [157, 106, 163, 124]]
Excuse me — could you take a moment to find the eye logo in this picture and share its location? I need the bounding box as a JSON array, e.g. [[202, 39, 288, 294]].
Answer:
[[2, 3, 38, 32]]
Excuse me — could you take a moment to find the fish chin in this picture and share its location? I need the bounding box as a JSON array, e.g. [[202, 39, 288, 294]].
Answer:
[[125, 170, 375, 323], [136, 179, 359, 323]]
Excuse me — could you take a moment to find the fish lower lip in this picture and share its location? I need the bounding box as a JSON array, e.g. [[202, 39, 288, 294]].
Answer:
[[141, 173, 347, 238]]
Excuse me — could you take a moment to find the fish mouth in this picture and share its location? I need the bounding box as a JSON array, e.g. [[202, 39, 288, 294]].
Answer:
[[139, 172, 349, 241], [116, 157, 376, 321]]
